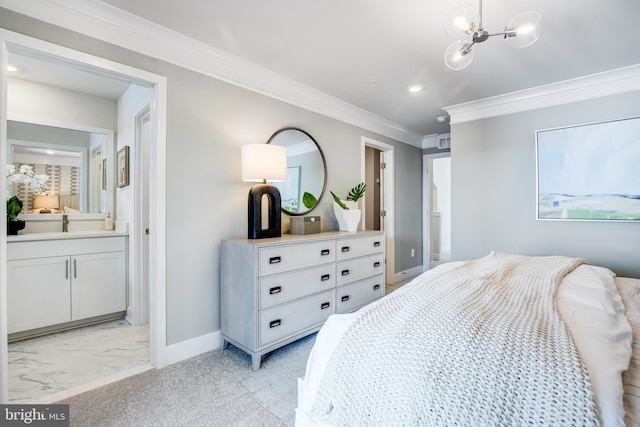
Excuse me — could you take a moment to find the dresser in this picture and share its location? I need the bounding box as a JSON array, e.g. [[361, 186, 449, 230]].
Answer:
[[221, 230, 384, 370]]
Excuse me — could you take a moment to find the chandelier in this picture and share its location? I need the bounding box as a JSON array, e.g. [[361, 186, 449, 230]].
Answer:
[[444, 0, 541, 70]]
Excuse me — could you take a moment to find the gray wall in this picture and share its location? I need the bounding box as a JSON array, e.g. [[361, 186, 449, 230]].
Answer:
[[0, 9, 423, 346], [451, 90, 640, 278]]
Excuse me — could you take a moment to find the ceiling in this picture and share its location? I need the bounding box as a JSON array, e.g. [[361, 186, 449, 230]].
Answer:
[[10, 0, 640, 138]]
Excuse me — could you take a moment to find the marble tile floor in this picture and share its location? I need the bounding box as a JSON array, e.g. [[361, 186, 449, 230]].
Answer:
[[8, 319, 150, 403]]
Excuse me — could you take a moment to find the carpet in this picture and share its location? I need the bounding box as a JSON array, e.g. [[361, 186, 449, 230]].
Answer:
[[58, 333, 316, 427]]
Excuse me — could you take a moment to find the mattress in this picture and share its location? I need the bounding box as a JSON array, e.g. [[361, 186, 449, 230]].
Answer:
[[295, 261, 637, 427]]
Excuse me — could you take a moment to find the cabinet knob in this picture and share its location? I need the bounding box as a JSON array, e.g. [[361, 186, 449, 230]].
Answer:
[[373, 284, 381, 291], [321, 274, 330, 281], [341, 295, 350, 302], [341, 246, 350, 253], [374, 261, 381, 268], [373, 241, 381, 247], [341, 269, 350, 276], [269, 256, 281, 264], [321, 302, 330, 310], [321, 249, 330, 256]]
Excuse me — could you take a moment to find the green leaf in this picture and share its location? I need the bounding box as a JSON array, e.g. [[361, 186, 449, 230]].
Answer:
[[7, 196, 22, 221], [330, 191, 349, 210], [346, 182, 366, 202], [302, 192, 317, 209]]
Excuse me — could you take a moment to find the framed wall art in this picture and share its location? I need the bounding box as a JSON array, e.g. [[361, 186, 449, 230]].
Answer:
[[117, 146, 130, 188], [536, 116, 640, 221]]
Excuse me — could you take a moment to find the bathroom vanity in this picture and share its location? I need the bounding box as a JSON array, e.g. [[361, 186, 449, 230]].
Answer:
[[7, 231, 128, 340]]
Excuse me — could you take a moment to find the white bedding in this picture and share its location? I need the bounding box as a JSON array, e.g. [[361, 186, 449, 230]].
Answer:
[[295, 260, 633, 427]]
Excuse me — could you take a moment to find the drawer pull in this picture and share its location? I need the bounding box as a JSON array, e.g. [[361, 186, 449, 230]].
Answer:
[[341, 246, 350, 253], [269, 319, 281, 328], [321, 249, 331, 256], [341, 269, 350, 276], [374, 241, 381, 247], [269, 286, 282, 295], [374, 261, 381, 268], [373, 284, 381, 291], [341, 295, 350, 302], [321, 274, 330, 281], [269, 256, 281, 264], [321, 302, 330, 310]]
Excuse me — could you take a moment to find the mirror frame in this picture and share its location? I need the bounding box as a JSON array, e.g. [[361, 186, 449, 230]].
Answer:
[[267, 127, 327, 216], [7, 117, 115, 219]]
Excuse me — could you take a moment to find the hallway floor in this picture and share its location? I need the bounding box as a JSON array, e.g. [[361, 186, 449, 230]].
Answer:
[[8, 319, 150, 403]]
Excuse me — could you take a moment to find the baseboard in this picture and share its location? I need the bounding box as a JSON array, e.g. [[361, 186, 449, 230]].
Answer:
[[165, 330, 222, 365], [392, 265, 424, 284]]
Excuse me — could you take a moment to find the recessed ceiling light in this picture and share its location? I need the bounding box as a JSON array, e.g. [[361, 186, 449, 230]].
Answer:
[[7, 65, 17, 72], [408, 84, 423, 93]]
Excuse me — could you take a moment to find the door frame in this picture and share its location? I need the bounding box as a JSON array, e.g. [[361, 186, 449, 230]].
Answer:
[[422, 152, 451, 271], [361, 137, 395, 285], [0, 29, 168, 402]]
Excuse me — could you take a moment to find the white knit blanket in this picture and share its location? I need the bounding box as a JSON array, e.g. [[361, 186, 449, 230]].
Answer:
[[310, 252, 600, 426]]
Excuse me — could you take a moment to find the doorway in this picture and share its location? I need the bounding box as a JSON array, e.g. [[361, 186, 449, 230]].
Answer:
[[0, 29, 168, 403], [361, 137, 394, 285], [423, 154, 451, 270]]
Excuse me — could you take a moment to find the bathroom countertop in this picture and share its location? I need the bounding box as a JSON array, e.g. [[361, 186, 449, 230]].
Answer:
[[7, 230, 129, 242]]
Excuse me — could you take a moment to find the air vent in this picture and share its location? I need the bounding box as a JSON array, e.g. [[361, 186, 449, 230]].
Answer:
[[437, 134, 451, 150]]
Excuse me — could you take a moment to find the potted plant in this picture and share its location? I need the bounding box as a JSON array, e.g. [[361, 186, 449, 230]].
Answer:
[[331, 182, 366, 231]]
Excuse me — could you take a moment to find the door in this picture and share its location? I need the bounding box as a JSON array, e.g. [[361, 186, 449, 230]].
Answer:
[[423, 155, 451, 269], [71, 252, 126, 320], [7, 257, 71, 333]]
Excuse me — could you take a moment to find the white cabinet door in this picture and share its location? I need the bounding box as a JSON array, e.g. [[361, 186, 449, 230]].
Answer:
[[7, 256, 71, 334], [71, 252, 126, 320]]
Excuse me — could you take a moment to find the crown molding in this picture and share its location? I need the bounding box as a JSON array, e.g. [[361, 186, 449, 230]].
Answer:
[[0, 0, 424, 147], [443, 64, 640, 124]]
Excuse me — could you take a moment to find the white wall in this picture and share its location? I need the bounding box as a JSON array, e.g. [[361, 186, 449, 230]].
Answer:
[[451, 90, 640, 278], [8, 78, 116, 129]]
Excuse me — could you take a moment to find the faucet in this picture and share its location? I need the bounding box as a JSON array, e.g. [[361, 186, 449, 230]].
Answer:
[[62, 214, 69, 232]]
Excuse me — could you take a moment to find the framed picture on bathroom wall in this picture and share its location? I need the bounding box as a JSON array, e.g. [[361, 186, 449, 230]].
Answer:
[[117, 146, 130, 188]]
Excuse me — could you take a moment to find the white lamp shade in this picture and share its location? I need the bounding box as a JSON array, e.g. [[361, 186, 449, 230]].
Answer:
[[241, 144, 287, 182], [33, 194, 60, 209]]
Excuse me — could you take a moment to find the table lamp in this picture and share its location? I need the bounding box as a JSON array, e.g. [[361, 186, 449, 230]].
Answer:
[[33, 194, 60, 214], [241, 143, 287, 239]]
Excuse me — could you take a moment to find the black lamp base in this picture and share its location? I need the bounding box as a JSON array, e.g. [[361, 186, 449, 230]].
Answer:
[[248, 183, 282, 239]]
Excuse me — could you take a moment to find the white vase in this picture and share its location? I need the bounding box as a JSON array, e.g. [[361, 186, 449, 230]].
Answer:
[[333, 201, 361, 231]]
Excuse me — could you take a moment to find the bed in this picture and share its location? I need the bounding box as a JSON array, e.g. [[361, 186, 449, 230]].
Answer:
[[295, 252, 639, 427]]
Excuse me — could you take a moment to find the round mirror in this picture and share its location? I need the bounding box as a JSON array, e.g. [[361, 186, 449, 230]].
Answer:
[[267, 128, 327, 216]]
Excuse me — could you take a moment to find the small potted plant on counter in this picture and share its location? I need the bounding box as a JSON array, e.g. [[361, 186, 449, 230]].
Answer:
[[6, 164, 49, 235]]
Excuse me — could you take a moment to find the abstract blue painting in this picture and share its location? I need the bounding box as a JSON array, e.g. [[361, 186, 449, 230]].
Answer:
[[536, 117, 640, 221]]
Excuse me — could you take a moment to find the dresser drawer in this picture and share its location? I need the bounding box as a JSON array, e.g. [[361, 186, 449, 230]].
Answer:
[[336, 235, 383, 261], [259, 264, 336, 309], [336, 253, 384, 286], [259, 241, 335, 276], [259, 289, 335, 347], [336, 275, 385, 314]]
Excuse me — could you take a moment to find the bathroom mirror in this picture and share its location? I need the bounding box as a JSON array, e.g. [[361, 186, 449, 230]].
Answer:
[[267, 128, 326, 215], [8, 120, 110, 214]]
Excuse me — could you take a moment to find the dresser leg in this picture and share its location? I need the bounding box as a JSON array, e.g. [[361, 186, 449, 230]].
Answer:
[[252, 354, 261, 371]]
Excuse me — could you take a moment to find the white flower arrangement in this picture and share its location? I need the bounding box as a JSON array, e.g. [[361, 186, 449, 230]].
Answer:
[[6, 164, 50, 197]]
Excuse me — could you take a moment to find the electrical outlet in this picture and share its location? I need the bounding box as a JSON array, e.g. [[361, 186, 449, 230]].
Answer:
[[411, 249, 415, 257]]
